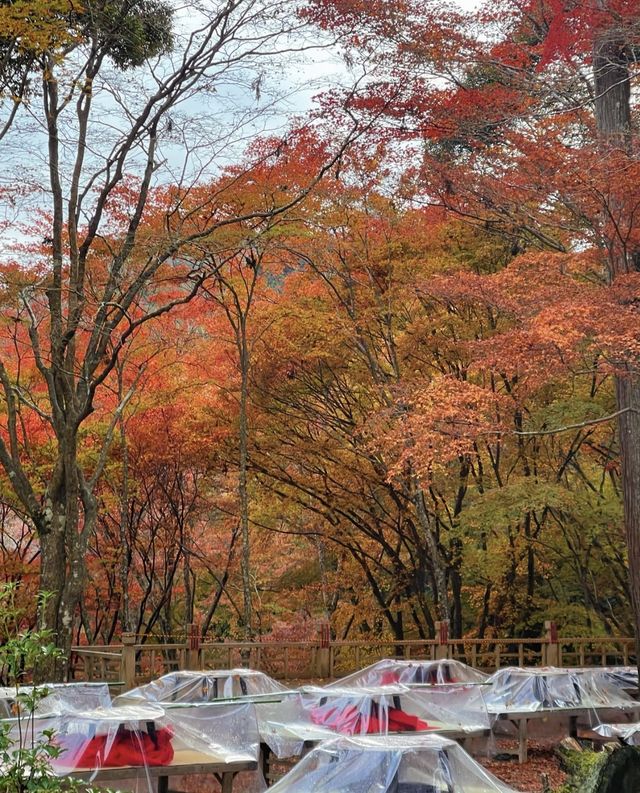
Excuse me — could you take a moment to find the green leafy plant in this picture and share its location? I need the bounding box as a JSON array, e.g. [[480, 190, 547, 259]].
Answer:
[[0, 583, 106, 793]]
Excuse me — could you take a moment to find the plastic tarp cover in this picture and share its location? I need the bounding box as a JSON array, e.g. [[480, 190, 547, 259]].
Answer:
[[588, 666, 638, 691], [593, 721, 640, 745], [2, 700, 260, 790], [330, 659, 488, 688], [259, 684, 491, 759], [0, 682, 111, 718], [484, 667, 640, 714], [267, 733, 518, 793], [116, 668, 287, 705]]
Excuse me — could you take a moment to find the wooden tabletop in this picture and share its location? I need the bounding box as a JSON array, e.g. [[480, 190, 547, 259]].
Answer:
[[491, 703, 640, 720], [61, 748, 257, 781]]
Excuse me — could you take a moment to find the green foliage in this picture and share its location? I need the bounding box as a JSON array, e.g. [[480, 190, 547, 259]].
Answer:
[[0, 583, 105, 793], [0, 0, 174, 96], [552, 746, 640, 793], [89, 1, 174, 69], [554, 748, 606, 793], [458, 481, 573, 536]]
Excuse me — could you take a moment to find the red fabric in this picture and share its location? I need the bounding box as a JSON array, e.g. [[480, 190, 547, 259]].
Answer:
[[72, 726, 174, 768], [386, 708, 430, 731], [311, 703, 430, 734]]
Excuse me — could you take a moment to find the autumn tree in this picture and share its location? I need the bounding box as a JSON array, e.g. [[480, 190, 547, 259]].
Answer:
[[0, 0, 358, 674], [232, 134, 631, 640], [301, 0, 640, 644]]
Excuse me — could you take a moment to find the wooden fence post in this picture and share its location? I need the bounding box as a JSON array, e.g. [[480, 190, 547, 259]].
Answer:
[[187, 623, 201, 670], [434, 620, 450, 660], [545, 621, 560, 667], [121, 633, 137, 691]]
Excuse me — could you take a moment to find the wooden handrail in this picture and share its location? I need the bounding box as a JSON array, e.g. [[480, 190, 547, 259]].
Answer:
[[68, 632, 637, 690], [71, 649, 122, 659]]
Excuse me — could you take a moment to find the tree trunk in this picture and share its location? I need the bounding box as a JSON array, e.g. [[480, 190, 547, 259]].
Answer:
[[413, 483, 450, 620], [616, 375, 640, 664], [592, 13, 640, 670], [118, 369, 132, 634], [239, 318, 253, 645]]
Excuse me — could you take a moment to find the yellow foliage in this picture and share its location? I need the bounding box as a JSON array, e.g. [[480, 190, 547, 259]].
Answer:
[[0, 1, 82, 57]]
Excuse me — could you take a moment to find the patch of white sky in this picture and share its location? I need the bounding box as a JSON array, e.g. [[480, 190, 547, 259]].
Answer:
[[0, 0, 482, 244], [0, 1, 354, 231]]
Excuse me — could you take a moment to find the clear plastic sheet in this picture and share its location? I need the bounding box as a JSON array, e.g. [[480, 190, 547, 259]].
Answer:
[[0, 681, 112, 718], [267, 734, 518, 793], [593, 721, 640, 745], [593, 666, 638, 692], [330, 659, 488, 688], [115, 668, 287, 705], [258, 683, 492, 759], [484, 666, 640, 714], [2, 700, 260, 790]]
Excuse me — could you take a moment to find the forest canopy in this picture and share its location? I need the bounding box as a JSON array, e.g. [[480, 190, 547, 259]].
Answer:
[[0, 0, 637, 666]]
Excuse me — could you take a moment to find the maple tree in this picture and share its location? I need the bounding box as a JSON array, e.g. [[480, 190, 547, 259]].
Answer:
[[0, 130, 630, 647], [229, 149, 624, 640], [0, 0, 360, 675], [291, 0, 640, 646]]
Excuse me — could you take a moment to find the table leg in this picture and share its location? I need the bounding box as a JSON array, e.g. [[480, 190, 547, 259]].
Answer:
[[569, 715, 578, 739], [221, 771, 234, 793], [261, 742, 272, 786], [158, 776, 168, 793], [518, 718, 528, 764]]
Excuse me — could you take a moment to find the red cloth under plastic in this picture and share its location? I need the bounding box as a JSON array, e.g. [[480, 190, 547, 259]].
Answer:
[[71, 726, 174, 768], [310, 703, 430, 734]]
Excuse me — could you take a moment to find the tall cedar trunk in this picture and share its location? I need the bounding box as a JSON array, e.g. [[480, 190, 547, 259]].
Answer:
[[616, 373, 640, 663], [592, 17, 640, 668]]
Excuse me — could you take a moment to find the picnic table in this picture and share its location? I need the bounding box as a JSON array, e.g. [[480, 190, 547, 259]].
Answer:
[[258, 721, 492, 785], [484, 666, 640, 762], [265, 733, 518, 793], [492, 703, 640, 763]]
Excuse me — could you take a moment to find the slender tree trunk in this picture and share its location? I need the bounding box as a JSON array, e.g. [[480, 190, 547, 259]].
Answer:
[[450, 559, 463, 639], [239, 318, 253, 644], [183, 515, 194, 630], [119, 417, 131, 634], [413, 483, 450, 620], [116, 364, 132, 634]]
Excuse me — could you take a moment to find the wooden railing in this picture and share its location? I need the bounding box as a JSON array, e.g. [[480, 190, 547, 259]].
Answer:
[[69, 621, 637, 690], [558, 636, 636, 667], [70, 646, 123, 683]]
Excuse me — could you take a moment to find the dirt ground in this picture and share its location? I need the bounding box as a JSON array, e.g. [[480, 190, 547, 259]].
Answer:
[[481, 740, 567, 792]]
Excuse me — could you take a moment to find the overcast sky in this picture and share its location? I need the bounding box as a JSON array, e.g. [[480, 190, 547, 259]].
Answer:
[[1, 0, 484, 244]]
